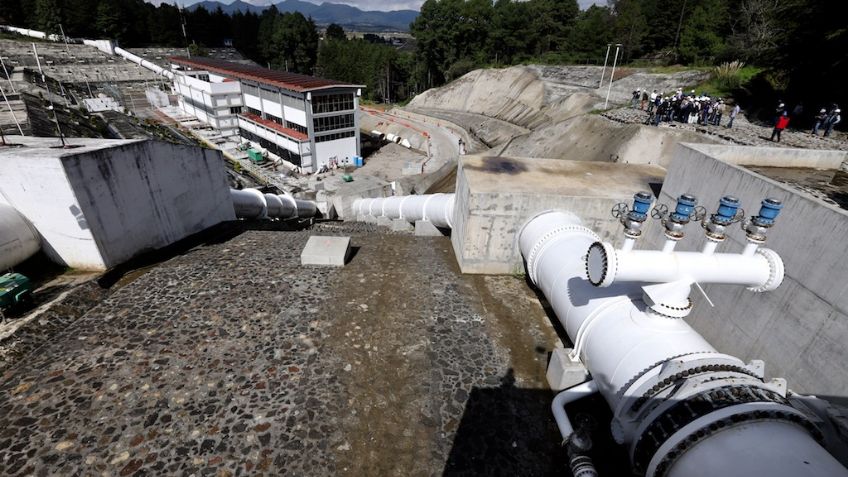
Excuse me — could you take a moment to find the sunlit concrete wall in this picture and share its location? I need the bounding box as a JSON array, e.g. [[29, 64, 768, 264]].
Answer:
[[0, 137, 234, 270], [641, 143, 848, 397]]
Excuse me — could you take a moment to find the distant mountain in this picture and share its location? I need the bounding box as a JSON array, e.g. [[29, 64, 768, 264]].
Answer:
[[189, 0, 265, 14], [187, 0, 419, 31]]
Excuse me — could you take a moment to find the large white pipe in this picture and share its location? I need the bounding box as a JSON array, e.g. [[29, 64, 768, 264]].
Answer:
[[0, 26, 56, 41], [519, 210, 848, 477], [0, 203, 40, 270], [113, 46, 174, 79], [230, 188, 317, 220], [586, 246, 783, 291], [353, 194, 454, 228], [520, 211, 717, 403]]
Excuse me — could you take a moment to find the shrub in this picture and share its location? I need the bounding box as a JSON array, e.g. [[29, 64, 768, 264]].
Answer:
[[713, 60, 745, 91]]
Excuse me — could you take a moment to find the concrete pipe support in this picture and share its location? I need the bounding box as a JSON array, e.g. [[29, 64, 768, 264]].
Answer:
[[353, 193, 455, 228], [519, 210, 848, 477], [0, 203, 40, 271], [230, 188, 317, 220]]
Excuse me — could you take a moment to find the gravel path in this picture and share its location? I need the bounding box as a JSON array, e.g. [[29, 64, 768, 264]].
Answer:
[[603, 107, 848, 152], [0, 222, 564, 476]]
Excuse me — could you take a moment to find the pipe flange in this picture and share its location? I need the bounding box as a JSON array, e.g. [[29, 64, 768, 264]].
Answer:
[[647, 402, 822, 477], [747, 247, 784, 292], [526, 225, 600, 283], [632, 384, 806, 475], [627, 363, 766, 416], [646, 299, 692, 319], [586, 242, 617, 287], [613, 352, 721, 412]]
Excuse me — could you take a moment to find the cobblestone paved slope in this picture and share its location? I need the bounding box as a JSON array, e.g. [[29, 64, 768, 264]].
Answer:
[[0, 222, 564, 476]]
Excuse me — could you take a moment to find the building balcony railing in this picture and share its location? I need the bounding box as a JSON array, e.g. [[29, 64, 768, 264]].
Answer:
[[238, 113, 308, 142]]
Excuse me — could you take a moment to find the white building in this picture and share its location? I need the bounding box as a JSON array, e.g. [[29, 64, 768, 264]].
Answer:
[[170, 57, 364, 173]]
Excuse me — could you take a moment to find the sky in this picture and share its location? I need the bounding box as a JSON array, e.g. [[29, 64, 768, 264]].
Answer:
[[147, 0, 605, 13]]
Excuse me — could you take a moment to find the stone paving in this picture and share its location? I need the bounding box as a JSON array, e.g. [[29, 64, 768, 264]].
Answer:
[[603, 107, 848, 152], [0, 222, 565, 476]]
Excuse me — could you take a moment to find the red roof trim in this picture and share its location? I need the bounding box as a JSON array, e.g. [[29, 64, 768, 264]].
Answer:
[[169, 56, 364, 93], [239, 113, 308, 142]]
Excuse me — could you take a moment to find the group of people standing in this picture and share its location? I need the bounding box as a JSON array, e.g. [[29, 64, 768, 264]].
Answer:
[[769, 102, 841, 142], [629, 88, 842, 142], [632, 88, 740, 129], [811, 105, 842, 137]]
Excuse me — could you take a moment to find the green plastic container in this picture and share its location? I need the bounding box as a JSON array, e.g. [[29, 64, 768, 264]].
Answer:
[[342, 174, 353, 182], [247, 149, 264, 164], [0, 273, 33, 310]]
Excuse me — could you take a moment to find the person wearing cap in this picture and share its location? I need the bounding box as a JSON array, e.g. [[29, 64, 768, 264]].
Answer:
[[774, 102, 786, 125], [713, 101, 725, 126], [812, 108, 828, 135], [824, 108, 841, 137], [771, 111, 790, 142], [631, 89, 641, 109], [648, 90, 658, 112]]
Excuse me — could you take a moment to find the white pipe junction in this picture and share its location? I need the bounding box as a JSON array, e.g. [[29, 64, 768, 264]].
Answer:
[[519, 210, 848, 477]]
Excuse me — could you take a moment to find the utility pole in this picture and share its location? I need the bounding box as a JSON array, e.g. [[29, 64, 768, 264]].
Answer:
[[0, 82, 23, 136], [32, 43, 66, 147], [58, 24, 71, 54], [599, 43, 611, 88], [604, 44, 621, 110], [179, 3, 191, 58], [673, 0, 688, 55], [0, 54, 15, 94]]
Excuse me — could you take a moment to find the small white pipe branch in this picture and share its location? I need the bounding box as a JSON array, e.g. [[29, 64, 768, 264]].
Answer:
[[353, 193, 455, 228], [552, 380, 599, 442], [588, 245, 783, 292], [701, 240, 718, 255], [743, 242, 759, 257], [661, 239, 677, 253], [621, 237, 636, 252]]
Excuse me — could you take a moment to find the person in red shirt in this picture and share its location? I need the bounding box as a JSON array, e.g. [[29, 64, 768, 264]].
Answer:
[[771, 112, 790, 142]]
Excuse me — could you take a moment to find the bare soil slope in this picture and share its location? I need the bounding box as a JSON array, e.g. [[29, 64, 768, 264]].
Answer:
[[407, 65, 715, 164]]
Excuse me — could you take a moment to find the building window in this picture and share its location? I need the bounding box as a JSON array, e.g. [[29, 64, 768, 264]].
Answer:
[[260, 88, 278, 101], [197, 74, 210, 82], [230, 106, 243, 115], [315, 130, 355, 143], [313, 113, 354, 133], [242, 84, 259, 97], [266, 113, 283, 125], [312, 93, 354, 114], [286, 121, 307, 135], [247, 107, 262, 117]]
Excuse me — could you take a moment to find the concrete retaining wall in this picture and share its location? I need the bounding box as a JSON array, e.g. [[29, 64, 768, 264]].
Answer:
[[451, 155, 664, 274], [0, 137, 234, 270], [639, 143, 848, 396]]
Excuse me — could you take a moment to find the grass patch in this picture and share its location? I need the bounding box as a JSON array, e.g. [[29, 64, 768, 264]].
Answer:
[[647, 65, 707, 74], [691, 64, 763, 99]]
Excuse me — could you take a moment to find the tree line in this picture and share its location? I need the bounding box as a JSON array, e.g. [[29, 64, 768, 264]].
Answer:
[[1, 0, 846, 114], [411, 0, 847, 119]]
